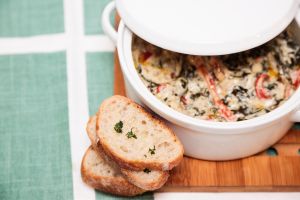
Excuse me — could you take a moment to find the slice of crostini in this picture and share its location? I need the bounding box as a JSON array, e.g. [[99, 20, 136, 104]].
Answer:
[[81, 146, 145, 197], [86, 116, 169, 190], [96, 95, 184, 171]]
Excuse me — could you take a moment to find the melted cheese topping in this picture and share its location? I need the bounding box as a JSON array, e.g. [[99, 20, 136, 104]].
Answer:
[[132, 31, 300, 122]]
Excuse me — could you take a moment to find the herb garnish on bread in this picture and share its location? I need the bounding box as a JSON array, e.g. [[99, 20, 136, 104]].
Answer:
[[86, 115, 170, 190], [96, 95, 184, 171]]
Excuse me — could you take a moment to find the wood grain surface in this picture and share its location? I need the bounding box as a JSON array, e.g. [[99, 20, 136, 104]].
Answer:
[[113, 15, 300, 192]]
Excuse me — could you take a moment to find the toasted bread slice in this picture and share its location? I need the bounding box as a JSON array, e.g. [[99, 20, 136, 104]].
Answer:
[[81, 146, 145, 196], [86, 116, 169, 190], [96, 95, 184, 171]]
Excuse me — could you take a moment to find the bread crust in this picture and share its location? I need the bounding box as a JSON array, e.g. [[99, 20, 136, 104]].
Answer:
[[81, 146, 145, 197], [96, 95, 184, 171]]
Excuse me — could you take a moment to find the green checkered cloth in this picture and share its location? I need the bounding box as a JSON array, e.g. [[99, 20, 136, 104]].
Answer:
[[0, 52, 73, 199], [0, 1, 299, 200]]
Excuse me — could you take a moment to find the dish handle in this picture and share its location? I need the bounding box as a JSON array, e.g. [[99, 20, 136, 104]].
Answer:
[[102, 1, 117, 45]]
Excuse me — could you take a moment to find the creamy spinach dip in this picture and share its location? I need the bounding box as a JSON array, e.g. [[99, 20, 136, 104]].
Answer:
[[132, 31, 300, 122]]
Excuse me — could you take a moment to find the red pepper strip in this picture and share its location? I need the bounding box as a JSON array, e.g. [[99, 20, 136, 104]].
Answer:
[[197, 65, 237, 121], [170, 72, 176, 79], [209, 57, 225, 81], [255, 73, 271, 99], [291, 69, 300, 89], [139, 51, 152, 63], [156, 84, 166, 93], [180, 95, 188, 105], [284, 84, 292, 99]]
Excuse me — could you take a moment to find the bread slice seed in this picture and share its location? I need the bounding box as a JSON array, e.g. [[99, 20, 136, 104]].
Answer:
[[86, 115, 170, 190], [96, 95, 184, 171]]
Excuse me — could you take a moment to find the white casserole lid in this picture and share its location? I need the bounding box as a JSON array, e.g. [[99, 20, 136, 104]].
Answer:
[[116, 0, 299, 55]]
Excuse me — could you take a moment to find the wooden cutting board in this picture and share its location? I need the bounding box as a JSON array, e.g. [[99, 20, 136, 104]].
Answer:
[[113, 15, 300, 192]]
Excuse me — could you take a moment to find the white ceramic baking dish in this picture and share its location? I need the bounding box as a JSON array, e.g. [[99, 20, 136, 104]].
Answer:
[[102, 1, 300, 160]]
